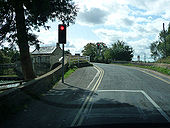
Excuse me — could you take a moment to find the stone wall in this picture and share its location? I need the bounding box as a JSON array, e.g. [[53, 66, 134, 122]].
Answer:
[[0, 62, 68, 122]]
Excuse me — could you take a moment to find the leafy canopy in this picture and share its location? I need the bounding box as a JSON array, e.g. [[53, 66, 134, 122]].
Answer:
[[0, 0, 78, 46], [150, 23, 170, 59]]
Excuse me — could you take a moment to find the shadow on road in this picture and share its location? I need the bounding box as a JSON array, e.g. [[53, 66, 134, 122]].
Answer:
[[0, 82, 169, 128]]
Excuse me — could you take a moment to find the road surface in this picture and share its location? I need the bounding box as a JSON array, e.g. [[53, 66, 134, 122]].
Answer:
[[1, 63, 170, 128]]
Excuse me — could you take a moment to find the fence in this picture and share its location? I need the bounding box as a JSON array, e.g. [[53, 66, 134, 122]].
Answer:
[[68, 56, 90, 67]]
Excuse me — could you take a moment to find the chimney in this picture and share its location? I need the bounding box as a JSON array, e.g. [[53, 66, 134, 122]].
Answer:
[[36, 44, 40, 51]]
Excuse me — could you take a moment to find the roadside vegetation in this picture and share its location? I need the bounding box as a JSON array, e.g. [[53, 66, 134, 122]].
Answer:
[[150, 23, 170, 60], [156, 56, 170, 64], [0, 47, 19, 77], [120, 63, 170, 76], [0, 0, 78, 80], [54, 65, 78, 86], [64, 66, 77, 79], [82, 40, 134, 63]]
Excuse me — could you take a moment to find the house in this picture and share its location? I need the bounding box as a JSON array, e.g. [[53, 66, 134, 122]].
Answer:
[[31, 43, 63, 75]]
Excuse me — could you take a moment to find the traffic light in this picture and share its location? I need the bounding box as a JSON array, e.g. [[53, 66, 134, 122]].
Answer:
[[58, 24, 66, 44], [97, 43, 100, 49]]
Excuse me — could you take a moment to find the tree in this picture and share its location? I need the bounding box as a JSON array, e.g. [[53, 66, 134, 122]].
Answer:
[[103, 48, 112, 63], [0, 47, 19, 64], [82, 43, 97, 62], [0, 50, 10, 64], [110, 40, 133, 61], [150, 23, 170, 59], [0, 0, 78, 80], [150, 41, 160, 60]]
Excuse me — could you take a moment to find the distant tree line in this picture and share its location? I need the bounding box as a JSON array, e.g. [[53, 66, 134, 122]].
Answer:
[[150, 23, 170, 60], [82, 40, 134, 63]]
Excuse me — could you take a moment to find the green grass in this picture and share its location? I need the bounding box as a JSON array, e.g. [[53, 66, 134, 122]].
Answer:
[[0, 74, 18, 77], [54, 67, 77, 87], [64, 67, 77, 79], [119, 63, 170, 76], [156, 56, 170, 64]]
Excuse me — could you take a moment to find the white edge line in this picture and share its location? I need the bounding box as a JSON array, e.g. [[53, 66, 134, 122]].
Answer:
[[86, 66, 100, 89], [138, 69, 170, 84], [141, 90, 170, 123], [97, 90, 170, 122]]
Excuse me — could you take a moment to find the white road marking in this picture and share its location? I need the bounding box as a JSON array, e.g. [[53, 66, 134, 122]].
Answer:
[[141, 90, 170, 122], [97, 90, 170, 122], [71, 65, 104, 126], [86, 66, 100, 89], [97, 90, 141, 92], [77, 67, 104, 126]]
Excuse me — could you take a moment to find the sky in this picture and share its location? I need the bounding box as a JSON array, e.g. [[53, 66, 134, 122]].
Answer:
[[31, 0, 170, 61]]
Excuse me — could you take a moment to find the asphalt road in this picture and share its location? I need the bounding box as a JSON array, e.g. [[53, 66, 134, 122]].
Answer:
[[1, 63, 170, 128], [77, 63, 170, 126]]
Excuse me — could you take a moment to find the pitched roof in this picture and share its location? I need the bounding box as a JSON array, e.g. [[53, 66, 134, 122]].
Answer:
[[32, 46, 56, 55]]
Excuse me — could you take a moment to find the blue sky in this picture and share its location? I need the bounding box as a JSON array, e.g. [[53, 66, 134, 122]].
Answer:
[[31, 0, 170, 61]]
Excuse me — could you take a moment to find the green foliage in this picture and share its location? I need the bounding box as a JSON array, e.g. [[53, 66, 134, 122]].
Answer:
[[64, 67, 77, 79], [82, 43, 97, 62], [156, 56, 170, 64], [0, 0, 78, 46], [104, 48, 112, 60], [104, 40, 133, 62], [0, 0, 78, 80], [121, 63, 170, 76], [0, 47, 19, 64], [82, 41, 134, 63], [150, 23, 170, 60]]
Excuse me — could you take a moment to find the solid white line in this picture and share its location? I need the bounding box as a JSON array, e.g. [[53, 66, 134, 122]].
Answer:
[[70, 65, 103, 126], [138, 69, 170, 84], [141, 90, 170, 123], [97, 89, 170, 122], [86, 66, 100, 89], [97, 90, 141, 93]]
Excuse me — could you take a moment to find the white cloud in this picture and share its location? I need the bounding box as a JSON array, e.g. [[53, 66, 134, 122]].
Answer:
[[68, 38, 97, 55], [29, 0, 170, 61], [77, 8, 109, 25]]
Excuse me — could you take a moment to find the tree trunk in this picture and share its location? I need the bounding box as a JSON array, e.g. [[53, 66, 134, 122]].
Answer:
[[15, 1, 36, 80]]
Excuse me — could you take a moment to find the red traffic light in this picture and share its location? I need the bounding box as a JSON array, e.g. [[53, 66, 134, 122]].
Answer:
[[98, 43, 100, 46], [60, 26, 65, 31], [58, 24, 66, 44]]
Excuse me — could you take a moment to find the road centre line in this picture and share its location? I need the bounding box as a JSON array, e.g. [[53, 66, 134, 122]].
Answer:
[[86, 66, 100, 89], [97, 90, 170, 123], [71, 66, 104, 126], [77, 67, 104, 126]]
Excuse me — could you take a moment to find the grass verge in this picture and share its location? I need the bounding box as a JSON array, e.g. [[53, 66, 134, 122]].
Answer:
[[119, 63, 170, 76], [54, 66, 78, 86], [0, 75, 18, 77], [156, 56, 170, 64], [64, 67, 77, 79]]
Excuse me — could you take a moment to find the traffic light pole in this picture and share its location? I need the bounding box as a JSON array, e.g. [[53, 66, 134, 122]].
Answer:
[[62, 43, 64, 83], [58, 24, 66, 83]]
